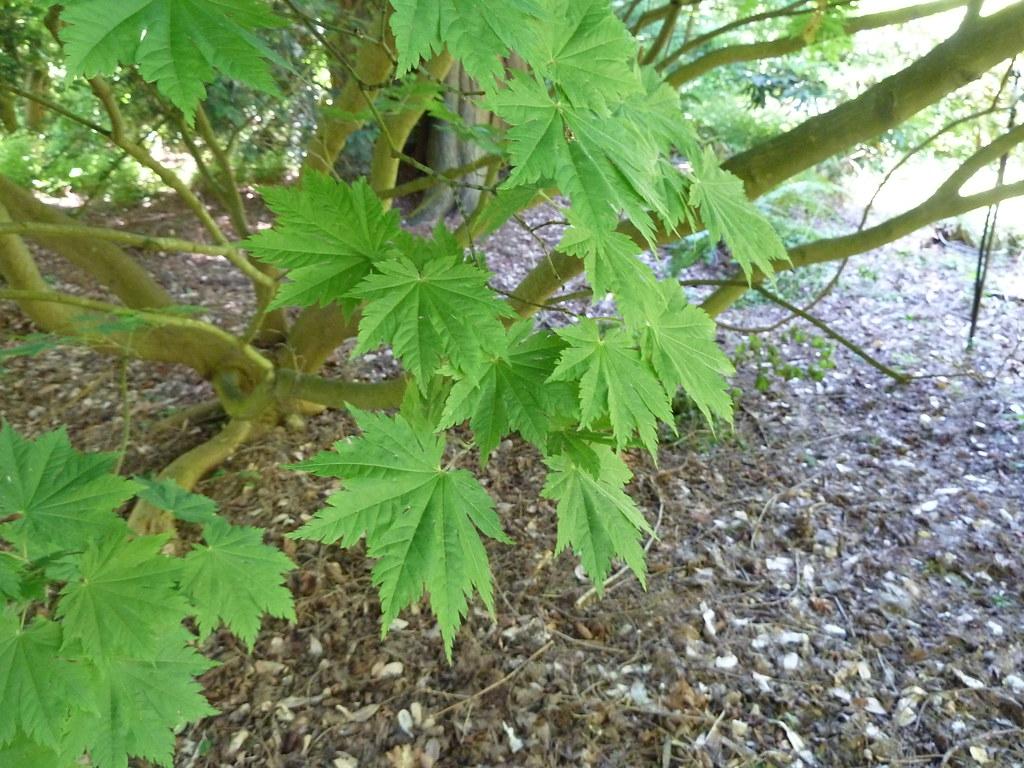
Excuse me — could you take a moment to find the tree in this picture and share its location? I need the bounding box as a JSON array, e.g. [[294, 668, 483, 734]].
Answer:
[[1, 0, 1022, 658]]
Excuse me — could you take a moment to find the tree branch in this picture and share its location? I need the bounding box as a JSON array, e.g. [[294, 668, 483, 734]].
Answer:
[[0, 174, 173, 309], [665, 0, 971, 87], [273, 369, 406, 410], [0, 221, 243, 258], [641, 1, 683, 66]]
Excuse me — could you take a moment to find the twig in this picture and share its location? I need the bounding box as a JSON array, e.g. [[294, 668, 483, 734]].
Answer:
[[939, 727, 1022, 766], [432, 641, 554, 718], [682, 278, 911, 382]]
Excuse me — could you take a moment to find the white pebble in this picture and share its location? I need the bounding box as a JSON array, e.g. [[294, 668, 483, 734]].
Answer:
[[715, 654, 739, 670]]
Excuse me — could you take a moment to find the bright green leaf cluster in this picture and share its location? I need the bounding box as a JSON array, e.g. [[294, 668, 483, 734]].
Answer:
[[290, 410, 510, 659], [184, 0, 785, 656], [59, 0, 285, 123], [0, 424, 295, 768]]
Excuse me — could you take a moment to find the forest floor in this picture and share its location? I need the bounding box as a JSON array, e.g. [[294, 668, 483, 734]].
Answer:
[[1, 199, 1022, 768]]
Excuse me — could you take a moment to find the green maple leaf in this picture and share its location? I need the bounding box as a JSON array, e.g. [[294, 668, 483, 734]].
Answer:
[[558, 222, 658, 327], [488, 75, 670, 242], [548, 320, 673, 456], [350, 240, 512, 387], [640, 281, 735, 424], [0, 613, 89, 749], [0, 423, 137, 557], [688, 147, 787, 278], [291, 411, 510, 658], [390, 0, 542, 79], [526, 0, 637, 110], [440, 322, 578, 459], [65, 627, 216, 768], [542, 445, 650, 588], [0, 553, 23, 600], [179, 519, 295, 647], [60, 0, 284, 123], [0, 733, 74, 768], [57, 534, 187, 660], [486, 72, 566, 187], [247, 175, 403, 311], [134, 477, 219, 526], [445, 0, 544, 84], [389, 0, 445, 75]]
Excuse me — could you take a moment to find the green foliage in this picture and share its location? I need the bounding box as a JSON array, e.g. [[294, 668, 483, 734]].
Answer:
[[0, 423, 294, 767], [440, 322, 578, 461], [549, 319, 674, 457], [351, 237, 513, 385], [687, 147, 787, 278], [60, 0, 285, 123], [267, 0, 791, 655], [541, 445, 650, 588], [733, 327, 837, 391], [289, 410, 511, 659], [20, 0, 795, 660], [246, 174, 403, 311]]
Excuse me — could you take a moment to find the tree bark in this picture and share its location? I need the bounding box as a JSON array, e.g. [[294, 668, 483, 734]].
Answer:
[[0, 174, 174, 309]]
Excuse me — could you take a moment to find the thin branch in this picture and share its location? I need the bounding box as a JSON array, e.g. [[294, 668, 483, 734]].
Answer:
[[86, 79, 235, 248], [0, 221, 243, 258], [860, 62, 1015, 229], [642, 1, 684, 66], [0, 288, 274, 374], [0, 83, 109, 135], [657, 0, 813, 70], [195, 105, 251, 236], [378, 154, 500, 200], [684, 279, 910, 381], [665, 0, 971, 87]]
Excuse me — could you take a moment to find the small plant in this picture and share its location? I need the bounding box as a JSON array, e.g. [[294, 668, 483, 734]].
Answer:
[[732, 327, 836, 392], [0, 423, 295, 768]]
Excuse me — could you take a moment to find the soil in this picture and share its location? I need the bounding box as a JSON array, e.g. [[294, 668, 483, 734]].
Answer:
[[1, 199, 1022, 768]]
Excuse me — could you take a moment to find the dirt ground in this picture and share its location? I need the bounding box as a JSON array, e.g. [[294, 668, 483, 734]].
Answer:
[[1, 201, 1022, 767]]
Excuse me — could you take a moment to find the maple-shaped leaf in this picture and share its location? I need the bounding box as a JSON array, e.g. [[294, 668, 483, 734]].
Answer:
[[350, 240, 512, 387], [0, 613, 87, 749], [60, 0, 284, 122], [65, 627, 216, 768], [440, 322, 578, 460], [389, 0, 445, 76], [291, 411, 510, 658], [445, 0, 543, 84], [0, 553, 23, 601], [486, 72, 566, 187], [558, 222, 658, 327], [618, 67, 702, 160], [639, 281, 735, 424], [57, 534, 187, 660], [525, 0, 637, 110], [688, 147, 787, 279], [0, 423, 136, 557], [548, 320, 673, 456], [541, 445, 650, 588], [0, 733, 74, 768], [247, 175, 403, 311], [134, 477, 219, 526], [488, 75, 667, 241], [179, 519, 295, 647]]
